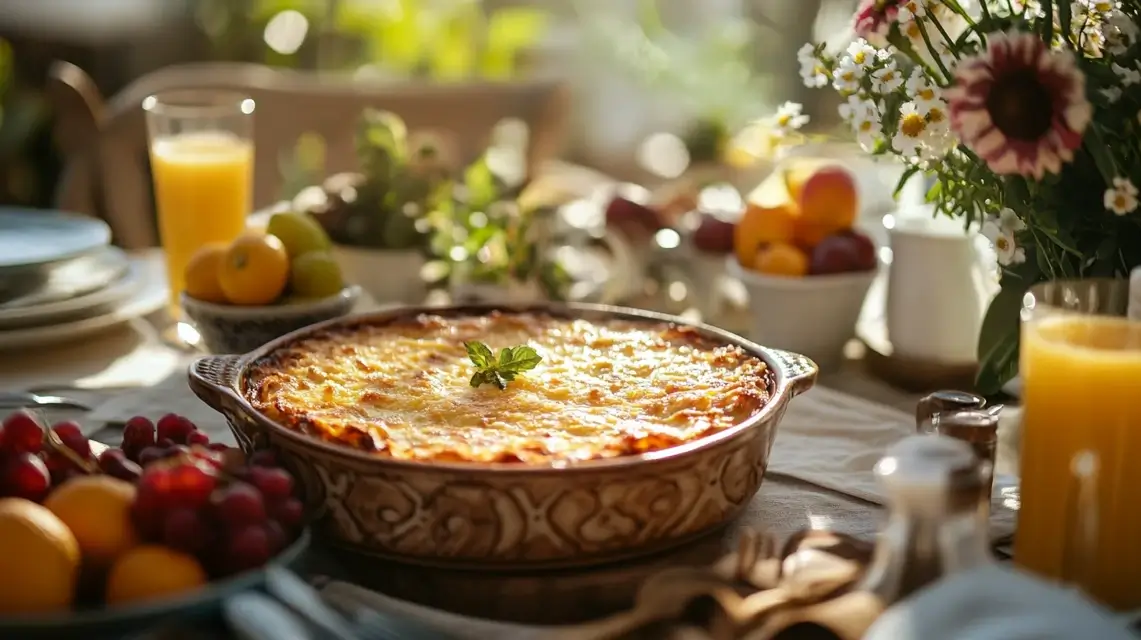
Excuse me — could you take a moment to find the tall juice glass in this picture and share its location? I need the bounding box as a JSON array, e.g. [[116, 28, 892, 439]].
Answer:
[[144, 92, 255, 315], [1017, 278, 1141, 610]]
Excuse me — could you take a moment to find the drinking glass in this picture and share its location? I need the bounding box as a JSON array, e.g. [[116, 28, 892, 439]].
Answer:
[[144, 91, 255, 315], [1016, 278, 1141, 610]]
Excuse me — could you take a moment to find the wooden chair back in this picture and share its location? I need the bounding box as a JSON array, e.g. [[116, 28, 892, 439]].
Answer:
[[47, 61, 571, 248]]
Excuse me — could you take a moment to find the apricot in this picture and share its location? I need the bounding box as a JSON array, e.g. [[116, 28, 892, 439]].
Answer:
[[754, 242, 809, 277], [735, 202, 797, 268]]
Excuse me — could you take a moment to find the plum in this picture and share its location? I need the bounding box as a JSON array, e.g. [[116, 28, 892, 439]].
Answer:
[[809, 231, 878, 275], [692, 212, 736, 254], [605, 196, 665, 238]]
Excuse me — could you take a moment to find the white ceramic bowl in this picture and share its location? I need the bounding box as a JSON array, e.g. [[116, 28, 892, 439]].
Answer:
[[727, 257, 877, 372]]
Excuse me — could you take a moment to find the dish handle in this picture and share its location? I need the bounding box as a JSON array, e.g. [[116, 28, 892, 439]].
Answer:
[[188, 354, 244, 412], [770, 349, 818, 397]]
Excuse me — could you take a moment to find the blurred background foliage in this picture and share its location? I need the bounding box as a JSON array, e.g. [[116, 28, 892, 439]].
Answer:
[[193, 0, 548, 79]]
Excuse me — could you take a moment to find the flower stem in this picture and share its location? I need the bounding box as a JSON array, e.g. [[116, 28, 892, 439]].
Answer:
[[917, 20, 953, 83]]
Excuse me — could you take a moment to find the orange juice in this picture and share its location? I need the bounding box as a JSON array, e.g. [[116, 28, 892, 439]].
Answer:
[[150, 132, 253, 313], [1017, 314, 1141, 609]]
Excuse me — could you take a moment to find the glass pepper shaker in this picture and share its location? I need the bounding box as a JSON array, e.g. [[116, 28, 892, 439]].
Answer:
[[857, 435, 994, 606], [915, 389, 986, 432], [915, 390, 999, 518]]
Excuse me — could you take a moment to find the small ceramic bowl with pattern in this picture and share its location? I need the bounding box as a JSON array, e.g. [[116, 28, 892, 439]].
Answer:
[[181, 286, 361, 355]]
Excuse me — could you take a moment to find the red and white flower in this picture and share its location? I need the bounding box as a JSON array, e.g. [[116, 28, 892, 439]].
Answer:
[[946, 31, 1092, 180], [853, 0, 902, 47]]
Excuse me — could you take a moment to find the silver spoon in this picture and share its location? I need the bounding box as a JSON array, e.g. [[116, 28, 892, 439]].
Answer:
[[0, 391, 91, 411]]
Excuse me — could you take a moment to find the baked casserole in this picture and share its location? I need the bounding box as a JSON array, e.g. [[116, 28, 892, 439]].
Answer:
[[244, 311, 773, 464]]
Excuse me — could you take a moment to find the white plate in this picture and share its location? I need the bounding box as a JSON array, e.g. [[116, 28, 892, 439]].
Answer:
[[0, 208, 111, 269], [0, 249, 135, 328], [0, 257, 167, 351]]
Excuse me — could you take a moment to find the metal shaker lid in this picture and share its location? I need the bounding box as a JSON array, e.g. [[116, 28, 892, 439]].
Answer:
[[915, 390, 986, 428], [874, 435, 987, 515]]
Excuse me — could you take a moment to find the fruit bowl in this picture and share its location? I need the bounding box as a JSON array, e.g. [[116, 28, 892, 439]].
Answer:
[[0, 529, 309, 640], [0, 410, 312, 638], [182, 286, 361, 355], [728, 256, 876, 372]]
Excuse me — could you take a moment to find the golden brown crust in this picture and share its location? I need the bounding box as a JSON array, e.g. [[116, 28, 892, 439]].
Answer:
[[243, 312, 772, 464]]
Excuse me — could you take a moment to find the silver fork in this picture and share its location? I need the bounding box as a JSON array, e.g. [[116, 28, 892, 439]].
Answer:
[[0, 391, 91, 411]]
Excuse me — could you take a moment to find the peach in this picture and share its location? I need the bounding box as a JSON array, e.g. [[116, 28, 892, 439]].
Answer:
[[754, 242, 809, 277], [786, 163, 858, 247], [735, 202, 797, 268]]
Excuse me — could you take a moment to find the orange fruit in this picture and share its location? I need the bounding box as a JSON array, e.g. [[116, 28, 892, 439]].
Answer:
[[218, 232, 290, 305], [754, 242, 809, 277], [0, 498, 81, 614], [183, 242, 229, 303], [105, 545, 207, 606], [735, 202, 798, 269], [44, 476, 139, 569]]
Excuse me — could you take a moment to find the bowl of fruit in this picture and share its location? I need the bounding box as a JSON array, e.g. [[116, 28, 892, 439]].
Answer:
[[727, 160, 879, 371], [0, 410, 309, 638], [182, 211, 360, 354]]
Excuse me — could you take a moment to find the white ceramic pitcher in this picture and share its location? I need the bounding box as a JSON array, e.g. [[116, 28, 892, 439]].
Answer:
[[885, 209, 998, 363]]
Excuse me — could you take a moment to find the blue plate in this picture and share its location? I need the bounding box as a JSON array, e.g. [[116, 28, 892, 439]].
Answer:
[[0, 529, 311, 639], [0, 208, 111, 270]]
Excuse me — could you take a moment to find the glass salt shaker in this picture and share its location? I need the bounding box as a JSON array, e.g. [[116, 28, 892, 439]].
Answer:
[[915, 389, 986, 432], [857, 435, 994, 606]]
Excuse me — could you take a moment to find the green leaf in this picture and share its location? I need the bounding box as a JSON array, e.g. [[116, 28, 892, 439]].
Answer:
[[893, 165, 921, 200], [974, 265, 1036, 394], [1056, 0, 1072, 45], [497, 345, 542, 372], [1084, 128, 1117, 185], [464, 156, 498, 211], [464, 340, 494, 368]]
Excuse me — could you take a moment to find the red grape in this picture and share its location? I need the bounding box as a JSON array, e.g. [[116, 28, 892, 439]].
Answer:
[[248, 467, 293, 500], [223, 525, 272, 573], [269, 497, 305, 530], [156, 438, 176, 449], [248, 451, 278, 468], [98, 449, 142, 482], [1, 410, 44, 454], [122, 416, 156, 454], [213, 482, 267, 528], [186, 430, 210, 447], [157, 414, 196, 445], [1, 453, 51, 502], [168, 464, 216, 508], [264, 521, 288, 555], [162, 507, 211, 553], [139, 446, 171, 467], [168, 445, 192, 458], [51, 421, 91, 458], [44, 452, 79, 484]]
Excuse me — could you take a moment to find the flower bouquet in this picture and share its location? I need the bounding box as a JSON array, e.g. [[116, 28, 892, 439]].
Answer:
[[785, 0, 1141, 392]]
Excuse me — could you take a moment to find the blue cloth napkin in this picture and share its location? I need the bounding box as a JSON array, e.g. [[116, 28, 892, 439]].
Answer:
[[865, 564, 1138, 640]]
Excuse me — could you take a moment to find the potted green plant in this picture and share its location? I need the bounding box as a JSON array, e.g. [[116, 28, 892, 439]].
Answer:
[[425, 154, 571, 304], [295, 109, 453, 304]]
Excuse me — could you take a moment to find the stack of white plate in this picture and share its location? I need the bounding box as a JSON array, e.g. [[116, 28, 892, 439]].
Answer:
[[0, 208, 166, 351]]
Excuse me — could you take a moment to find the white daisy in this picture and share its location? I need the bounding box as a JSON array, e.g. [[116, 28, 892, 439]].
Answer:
[[1111, 62, 1141, 85], [924, 99, 951, 134], [893, 102, 929, 157], [800, 60, 830, 88], [997, 207, 1028, 233], [897, 0, 927, 22], [771, 101, 810, 137], [851, 111, 883, 151], [872, 62, 905, 94], [982, 219, 1027, 266], [1105, 10, 1140, 55], [797, 43, 817, 67], [832, 57, 864, 93], [1104, 177, 1139, 215], [846, 39, 878, 68], [906, 69, 941, 109], [1102, 87, 1124, 103]]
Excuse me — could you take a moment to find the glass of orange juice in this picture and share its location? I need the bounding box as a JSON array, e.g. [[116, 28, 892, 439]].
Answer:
[[1017, 278, 1141, 610], [144, 91, 255, 316]]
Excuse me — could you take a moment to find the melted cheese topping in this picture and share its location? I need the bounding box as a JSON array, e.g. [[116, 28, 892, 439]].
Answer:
[[245, 313, 771, 464]]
